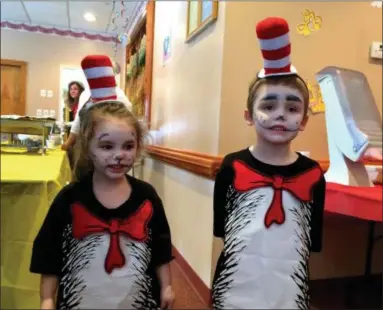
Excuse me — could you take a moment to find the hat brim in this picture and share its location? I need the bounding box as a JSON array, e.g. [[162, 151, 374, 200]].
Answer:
[[258, 65, 297, 78]]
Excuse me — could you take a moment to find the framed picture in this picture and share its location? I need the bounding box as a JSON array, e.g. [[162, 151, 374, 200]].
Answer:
[[186, 0, 218, 42]]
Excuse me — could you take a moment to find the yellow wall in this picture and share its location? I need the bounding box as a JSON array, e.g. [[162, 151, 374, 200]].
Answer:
[[143, 0, 227, 287], [1, 29, 125, 116]]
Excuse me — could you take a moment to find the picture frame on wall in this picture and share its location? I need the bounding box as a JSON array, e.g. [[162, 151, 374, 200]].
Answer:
[[186, 0, 218, 42]]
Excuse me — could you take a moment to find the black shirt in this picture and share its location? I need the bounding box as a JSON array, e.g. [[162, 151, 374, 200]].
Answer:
[[212, 148, 326, 309], [30, 174, 173, 309]]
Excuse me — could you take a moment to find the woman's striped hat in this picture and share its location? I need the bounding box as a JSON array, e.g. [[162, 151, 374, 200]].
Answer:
[[81, 55, 117, 102], [256, 17, 297, 78]]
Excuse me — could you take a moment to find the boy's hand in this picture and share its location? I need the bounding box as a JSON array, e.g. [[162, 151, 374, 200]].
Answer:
[[160, 285, 175, 309]]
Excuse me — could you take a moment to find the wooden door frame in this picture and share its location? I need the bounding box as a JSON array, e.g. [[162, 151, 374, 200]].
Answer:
[[144, 0, 155, 129], [1, 59, 28, 115]]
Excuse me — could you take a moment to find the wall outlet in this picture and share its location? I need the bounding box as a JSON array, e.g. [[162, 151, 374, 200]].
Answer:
[[36, 109, 42, 117], [40, 89, 47, 97], [43, 109, 49, 117], [47, 90, 53, 98]]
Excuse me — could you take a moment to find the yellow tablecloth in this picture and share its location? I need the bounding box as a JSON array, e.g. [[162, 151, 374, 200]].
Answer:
[[1, 150, 72, 309]]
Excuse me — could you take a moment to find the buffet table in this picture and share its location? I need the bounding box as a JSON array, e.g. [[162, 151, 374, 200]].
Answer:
[[0, 150, 72, 309]]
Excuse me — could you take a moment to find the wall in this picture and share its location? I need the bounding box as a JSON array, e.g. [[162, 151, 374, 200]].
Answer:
[[143, 1, 226, 287], [215, 2, 383, 279], [1, 29, 125, 116]]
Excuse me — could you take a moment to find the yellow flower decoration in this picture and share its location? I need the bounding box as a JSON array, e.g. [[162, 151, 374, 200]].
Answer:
[[297, 9, 322, 37]]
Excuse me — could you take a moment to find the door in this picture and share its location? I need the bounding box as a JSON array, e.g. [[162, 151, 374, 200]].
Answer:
[[1, 59, 27, 115]]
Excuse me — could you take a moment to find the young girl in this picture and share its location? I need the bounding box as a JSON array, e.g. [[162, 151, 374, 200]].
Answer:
[[212, 17, 326, 309], [30, 101, 175, 309], [61, 55, 132, 152]]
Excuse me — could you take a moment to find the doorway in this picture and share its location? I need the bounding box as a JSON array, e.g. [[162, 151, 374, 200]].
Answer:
[[0, 59, 27, 116]]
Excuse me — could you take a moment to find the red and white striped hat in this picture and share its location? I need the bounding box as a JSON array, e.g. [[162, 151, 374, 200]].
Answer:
[[255, 17, 297, 78], [81, 55, 117, 102]]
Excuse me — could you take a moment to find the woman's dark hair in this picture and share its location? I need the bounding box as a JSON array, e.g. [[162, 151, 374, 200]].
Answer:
[[66, 81, 85, 108]]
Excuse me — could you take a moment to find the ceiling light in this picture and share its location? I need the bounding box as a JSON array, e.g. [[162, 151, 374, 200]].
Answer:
[[84, 12, 96, 22]]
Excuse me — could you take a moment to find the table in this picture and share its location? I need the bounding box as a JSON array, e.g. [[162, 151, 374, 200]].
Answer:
[[1, 150, 72, 309], [325, 182, 382, 308]]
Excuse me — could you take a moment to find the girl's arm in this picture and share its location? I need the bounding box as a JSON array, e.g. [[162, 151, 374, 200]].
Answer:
[[30, 187, 70, 309], [156, 263, 172, 289], [151, 190, 175, 308], [40, 275, 58, 309], [156, 263, 174, 309]]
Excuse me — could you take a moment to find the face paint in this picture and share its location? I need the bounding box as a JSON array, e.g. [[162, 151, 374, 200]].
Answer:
[[252, 84, 306, 144], [89, 117, 138, 180]]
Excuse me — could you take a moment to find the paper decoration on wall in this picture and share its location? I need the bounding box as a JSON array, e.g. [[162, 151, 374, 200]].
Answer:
[[113, 62, 121, 75], [111, 1, 131, 61], [306, 80, 325, 114], [117, 33, 128, 45], [0, 21, 116, 43], [163, 26, 171, 66], [296, 9, 322, 37]]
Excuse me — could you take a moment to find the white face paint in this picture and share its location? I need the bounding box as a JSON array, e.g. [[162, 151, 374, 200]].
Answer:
[[252, 84, 307, 145], [89, 117, 138, 181]]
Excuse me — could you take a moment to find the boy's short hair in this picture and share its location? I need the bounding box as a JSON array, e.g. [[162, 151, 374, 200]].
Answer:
[[247, 74, 310, 118]]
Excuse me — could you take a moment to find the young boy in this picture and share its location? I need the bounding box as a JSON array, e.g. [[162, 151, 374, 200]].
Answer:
[[212, 17, 326, 310]]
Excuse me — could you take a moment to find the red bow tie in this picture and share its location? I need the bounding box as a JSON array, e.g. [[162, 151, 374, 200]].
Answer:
[[71, 200, 153, 274], [233, 160, 322, 228]]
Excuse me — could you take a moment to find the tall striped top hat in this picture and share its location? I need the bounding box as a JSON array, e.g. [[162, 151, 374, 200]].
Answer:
[[81, 55, 117, 102], [256, 17, 297, 78]]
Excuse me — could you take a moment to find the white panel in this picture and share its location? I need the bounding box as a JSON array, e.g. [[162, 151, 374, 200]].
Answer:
[[0, 1, 29, 23], [23, 1, 68, 28], [70, 1, 111, 33]]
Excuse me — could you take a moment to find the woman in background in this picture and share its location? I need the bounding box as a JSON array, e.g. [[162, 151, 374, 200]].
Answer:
[[64, 81, 85, 168], [64, 81, 85, 122]]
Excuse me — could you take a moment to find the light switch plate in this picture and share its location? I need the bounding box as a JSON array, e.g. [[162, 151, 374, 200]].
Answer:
[[40, 89, 47, 97], [49, 110, 56, 118], [47, 90, 53, 98], [36, 109, 42, 117], [370, 41, 383, 59], [43, 109, 49, 117]]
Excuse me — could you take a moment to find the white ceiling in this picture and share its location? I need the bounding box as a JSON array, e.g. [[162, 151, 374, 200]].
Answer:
[[0, 1, 143, 36]]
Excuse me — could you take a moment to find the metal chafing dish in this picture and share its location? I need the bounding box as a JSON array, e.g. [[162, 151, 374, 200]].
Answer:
[[0, 116, 59, 155]]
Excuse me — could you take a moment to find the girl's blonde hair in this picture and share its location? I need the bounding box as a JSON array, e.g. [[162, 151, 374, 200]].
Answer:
[[73, 101, 147, 182]]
